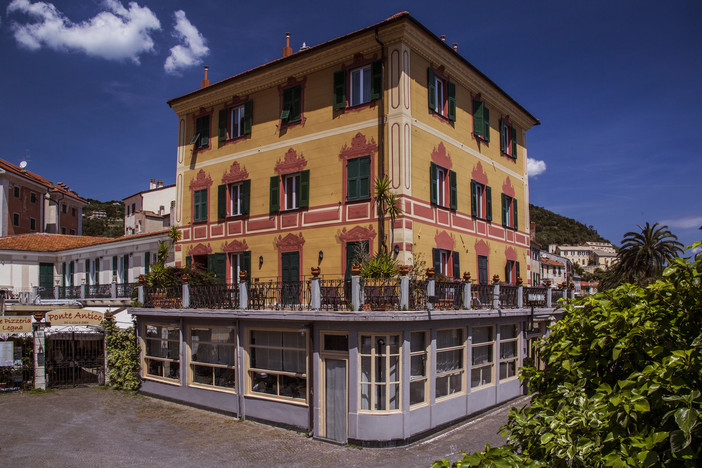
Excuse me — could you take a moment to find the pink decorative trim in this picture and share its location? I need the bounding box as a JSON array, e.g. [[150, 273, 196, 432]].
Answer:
[[223, 239, 249, 252], [188, 243, 212, 256], [474, 239, 489, 256], [502, 177, 515, 198], [471, 162, 488, 185], [339, 224, 376, 242], [505, 246, 517, 261], [189, 169, 213, 191], [275, 148, 308, 175], [222, 161, 249, 184], [276, 232, 305, 252], [341, 52, 379, 71], [434, 230, 455, 251], [431, 142, 452, 170], [339, 133, 378, 160], [225, 95, 250, 108]]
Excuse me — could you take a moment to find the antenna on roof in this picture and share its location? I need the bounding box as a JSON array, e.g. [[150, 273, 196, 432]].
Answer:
[[19, 161, 27, 169]]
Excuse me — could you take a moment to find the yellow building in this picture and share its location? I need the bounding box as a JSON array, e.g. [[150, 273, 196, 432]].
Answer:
[[167, 12, 539, 285]]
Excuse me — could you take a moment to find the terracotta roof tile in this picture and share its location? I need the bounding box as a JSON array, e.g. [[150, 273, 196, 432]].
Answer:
[[0, 159, 86, 204], [0, 233, 112, 252]]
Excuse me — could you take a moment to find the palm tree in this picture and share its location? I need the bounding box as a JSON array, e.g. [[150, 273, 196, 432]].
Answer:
[[603, 222, 683, 289], [373, 175, 403, 253]]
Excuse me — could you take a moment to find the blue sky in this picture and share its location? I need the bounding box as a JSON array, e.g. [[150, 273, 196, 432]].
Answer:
[[1, 0, 700, 249]]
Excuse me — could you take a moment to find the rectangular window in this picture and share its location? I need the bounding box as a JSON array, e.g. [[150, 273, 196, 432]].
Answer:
[[284, 174, 299, 210], [471, 180, 492, 221], [499, 324, 520, 381], [501, 194, 518, 229], [30, 192, 37, 203], [472, 100, 490, 141], [360, 333, 401, 411], [70, 229, 76, 235], [435, 328, 465, 399], [427, 68, 456, 121], [346, 156, 371, 201], [430, 163, 457, 209], [189, 326, 236, 391], [193, 189, 207, 222], [61, 227, 66, 234], [229, 183, 242, 216], [143, 323, 181, 382], [435, 166, 446, 206], [409, 331, 428, 406], [281, 85, 301, 124], [248, 329, 307, 402], [500, 120, 517, 158], [13, 186, 20, 198], [229, 105, 245, 139], [71, 207, 76, 217], [62, 204, 67, 214], [30, 218, 36, 231], [219, 101, 253, 142], [334, 61, 381, 110], [12, 213, 19, 226], [350, 65, 372, 107], [471, 326, 495, 388], [191, 115, 210, 148], [478, 255, 489, 285]]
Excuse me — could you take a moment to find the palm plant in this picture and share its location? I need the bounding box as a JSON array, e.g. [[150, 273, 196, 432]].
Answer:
[[602, 222, 683, 289], [373, 175, 403, 253]]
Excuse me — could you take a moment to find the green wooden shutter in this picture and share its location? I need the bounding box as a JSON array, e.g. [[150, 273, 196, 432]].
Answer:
[[144, 253, 150, 274], [473, 100, 483, 137], [299, 170, 310, 208], [371, 60, 382, 100], [449, 170, 457, 210], [197, 115, 209, 147], [213, 253, 226, 284], [486, 185, 492, 221], [516, 261, 521, 280], [207, 254, 215, 275], [483, 107, 490, 142], [427, 68, 436, 111], [470, 180, 477, 217], [452, 251, 460, 279], [218, 109, 227, 142], [243, 101, 253, 135], [430, 163, 437, 205], [270, 176, 280, 212], [333, 70, 346, 109], [39, 263, 54, 290], [447, 82, 456, 121], [499, 119, 506, 153], [217, 184, 227, 219], [432, 248, 441, 273], [112, 256, 117, 278], [501, 193, 508, 227], [122, 254, 129, 283], [359, 156, 370, 199], [513, 198, 518, 230], [511, 126, 517, 157], [505, 262, 511, 284], [242, 179, 251, 215], [185, 256, 192, 267], [241, 251, 251, 282], [347, 158, 358, 201]]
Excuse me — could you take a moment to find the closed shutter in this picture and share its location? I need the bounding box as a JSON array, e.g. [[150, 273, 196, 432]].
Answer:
[[213, 253, 227, 284], [486, 186, 492, 222], [501, 193, 508, 227], [427, 68, 436, 111], [39, 263, 54, 290], [333, 70, 346, 109], [499, 119, 506, 153], [218, 109, 227, 142], [430, 163, 438, 205], [122, 254, 129, 283], [513, 198, 518, 230], [516, 261, 521, 280], [505, 262, 511, 284], [112, 256, 117, 279], [449, 170, 457, 210], [359, 156, 370, 199], [371, 60, 382, 100], [347, 158, 359, 201], [452, 251, 460, 279], [483, 107, 490, 142], [241, 251, 251, 281], [242, 179, 251, 215], [511, 126, 517, 157], [447, 81, 456, 121], [432, 248, 441, 274], [144, 253, 150, 274], [270, 176, 280, 212], [185, 256, 192, 267], [478, 256, 488, 285], [473, 100, 483, 137], [299, 170, 310, 208], [243, 101, 253, 135], [470, 180, 477, 217], [217, 184, 227, 219]]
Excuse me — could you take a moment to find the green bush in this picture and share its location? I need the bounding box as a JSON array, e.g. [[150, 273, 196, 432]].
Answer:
[[436, 242, 702, 467], [361, 250, 398, 278], [103, 319, 141, 391]]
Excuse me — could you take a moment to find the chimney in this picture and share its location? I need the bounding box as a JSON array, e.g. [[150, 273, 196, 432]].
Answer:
[[157, 180, 163, 188], [201, 66, 210, 88], [283, 32, 293, 58], [150, 178, 156, 190], [453, 43, 458, 52], [440, 35, 446, 42]]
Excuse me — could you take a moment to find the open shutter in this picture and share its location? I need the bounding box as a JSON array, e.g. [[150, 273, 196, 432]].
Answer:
[[371, 60, 382, 100], [486, 186, 492, 221], [112, 256, 117, 279], [217, 184, 227, 219], [447, 82, 456, 121], [207, 254, 215, 276], [359, 156, 371, 199], [144, 253, 150, 274], [452, 251, 460, 279], [430, 163, 438, 205], [505, 262, 511, 284], [241, 251, 251, 281], [333, 70, 346, 109], [185, 256, 192, 267], [299, 170, 310, 208], [511, 126, 517, 157], [516, 261, 521, 280], [501, 193, 508, 226], [499, 119, 506, 153], [269, 176, 280, 212], [218, 109, 227, 142], [473, 100, 483, 137], [483, 107, 490, 142], [242, 179, 251, 215], [214, 253, 226, 284], [243, 101, 253, 135], [470, 180, 477, 217], [347, 158, 358, 201], [432, 248, 441, 274], [449, 170, 457, 210], [427, 68, 436, 111], [513, 198, 518, 230]]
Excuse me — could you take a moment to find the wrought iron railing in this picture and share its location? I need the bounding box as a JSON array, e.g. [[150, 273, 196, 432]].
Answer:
[[552, 288, 568, 303], [471, 284, 493, 309], [319, 279, 350, 310], [499, 285, 519, 308], [57, 285, 81, 299], [433, 280, 462, 310], [86, 284, 112, 299], [523, 287, 547, 307], [37, 287, 54, 299], [361, 278, 400, 311], [116, 282, 136, 299], [408, 279, 427, 310], [144, 286, 182, 308], [190, 283, 240, 309], [248, 281, 310, 310]]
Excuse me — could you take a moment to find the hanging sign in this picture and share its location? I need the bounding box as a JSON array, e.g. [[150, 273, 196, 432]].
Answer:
[[46, 309, 104, 325], [0, 316, 32, 333]]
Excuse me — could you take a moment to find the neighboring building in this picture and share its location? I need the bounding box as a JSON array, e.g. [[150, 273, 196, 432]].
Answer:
[[134, 13, 547, 446], [540, 251, 568, 286], [123, 179, 176, 235], [553, 241, 617, 273], [0, 159, 87, 237]]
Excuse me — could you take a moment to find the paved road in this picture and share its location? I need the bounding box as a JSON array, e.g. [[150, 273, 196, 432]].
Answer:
[[0, 387, 528, 467]]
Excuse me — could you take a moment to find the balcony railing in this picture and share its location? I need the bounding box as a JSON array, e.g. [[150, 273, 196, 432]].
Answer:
[[433, 280, 462, 310], [190, 283, 239, 309], [499, 285, 519, 309], [361, 278, 400, 311], [319, 279, 350, 311], [249, 280, 310, 310], [471, 284, 494, 309], [86, 284, 112, 299]]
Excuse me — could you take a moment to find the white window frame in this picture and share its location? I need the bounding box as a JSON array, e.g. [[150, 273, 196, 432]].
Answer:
[[471, 325, 495, 389], [283, 174, 299, 210], [436, 166, 446, 207], [188, 325, 237, 392], [438, 250, 450, 277], [229, 182, 242, 216], [229, 252, 241, 283], [359, 333, 401, 412], [499, 323, 520, 381], [435, 328, 465, 400], [504, 195, 513, 228], [349, 65, 372, 107], [142, 323, 181, 384], [473, 182, 485, 218], [409, 330, 429, 407], [229, 105, 245, 139], [433, 75, 446, 115]]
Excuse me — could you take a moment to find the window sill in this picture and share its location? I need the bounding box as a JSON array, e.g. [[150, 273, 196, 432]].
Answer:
[[225, 213, 247, 220], [280, 118, 302, 129], [142, 375, 182, 386], [345, 197, 372, 204], [501, 151, 517, 160], [188, 383, 238, 395], [192, 219, 208, 225], [220, 135, 250, 146], [245, 391, 309, 407], [430, 109, 453, 124], [435, 390, 466, 403]]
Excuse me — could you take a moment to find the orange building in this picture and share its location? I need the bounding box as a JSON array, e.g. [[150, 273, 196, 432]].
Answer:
[[168, 12, 539, 285]]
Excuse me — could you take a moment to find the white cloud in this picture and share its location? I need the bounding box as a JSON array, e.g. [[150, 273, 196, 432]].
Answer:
[[527, 158, 547, 177], [164, 10, 208, 74], [7, 0, 160, 63], [660, 215, 702, 230]]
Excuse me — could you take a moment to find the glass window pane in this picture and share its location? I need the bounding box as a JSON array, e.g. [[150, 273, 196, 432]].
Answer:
[[472, 344, 493, 365], [500, 361, 516, 380], [473, 326, 493, 344], [282, 349, 305, 374], [388, 384, 399, 410], [410, 380, 425, 406], [361, 356, 371, 382], [500, 341, 517, 360], [361, 384, 371, 410], [360, 335, 371, 354], [437, 328, 463, 349], [410, 355, 426, 378], [279, 375, 305, 399], [388, 335, 400, 354], [437, 349, 462, 373], [375, 384, 386, 411], [251, 371, 277, 395], [410, 331, 426, 352], [323, 334, 348, 352], [192, 364, 213, 385], [214, 367, 236, 388], [389, 356, 399, 382], [500, 324, 518, 340]]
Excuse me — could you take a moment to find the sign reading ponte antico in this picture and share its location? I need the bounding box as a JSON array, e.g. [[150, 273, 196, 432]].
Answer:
[[46, 310, 104, 326]]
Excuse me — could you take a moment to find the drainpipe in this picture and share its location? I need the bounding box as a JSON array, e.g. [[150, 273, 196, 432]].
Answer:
[[375, 27, 386, 253]]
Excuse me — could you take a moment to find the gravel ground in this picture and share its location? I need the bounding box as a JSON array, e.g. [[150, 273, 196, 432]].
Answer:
[[0, 387, 527, 467]]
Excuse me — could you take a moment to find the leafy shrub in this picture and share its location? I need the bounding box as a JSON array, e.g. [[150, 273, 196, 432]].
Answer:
[[103, 319, 140, 391], [361, 250, 399, 278]]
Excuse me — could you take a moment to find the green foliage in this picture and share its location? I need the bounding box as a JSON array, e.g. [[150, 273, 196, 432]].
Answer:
[[82, 199, 125, 237], [441, 241, 702, 467], [103, 319, 141, 391], [530, 204, 608, 247], [374, 175, 403, 253], [360, 250, 399, 278]]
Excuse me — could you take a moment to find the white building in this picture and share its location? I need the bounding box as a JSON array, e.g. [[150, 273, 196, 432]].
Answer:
[[123, 179, 176, 236]]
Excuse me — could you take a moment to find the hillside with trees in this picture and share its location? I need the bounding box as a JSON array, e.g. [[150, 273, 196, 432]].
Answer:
[[530, 204, 610, 247], [82, 198, 124, 237]]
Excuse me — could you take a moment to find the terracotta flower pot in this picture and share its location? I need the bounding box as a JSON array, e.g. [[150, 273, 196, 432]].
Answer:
[[463, 271, 471, 282], [310, 267, 321, 278], [493, 274, 500, 284], [239, 270, 248, 282], [516, 276, 523, 285], [399, 265, 410, 276], [33, 312, 44, 322], [351, 264, 361, 275], [426, 267, 435, 278]]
